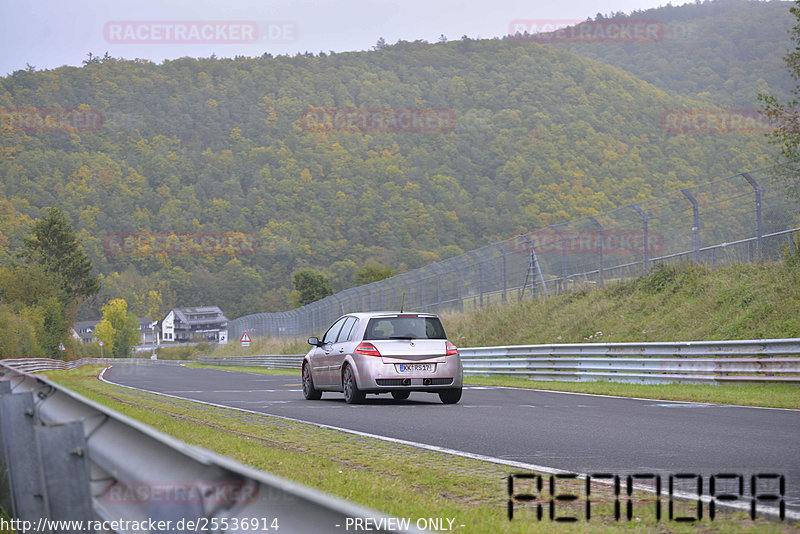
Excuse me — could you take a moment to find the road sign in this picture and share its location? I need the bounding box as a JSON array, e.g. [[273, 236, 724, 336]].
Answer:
[[58, 342, 66, 352], [99, 340, 104, 347], [240, 331, 251, 347]]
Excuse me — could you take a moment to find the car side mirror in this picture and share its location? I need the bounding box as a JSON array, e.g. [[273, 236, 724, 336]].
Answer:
[[308, 336, 321, 346]]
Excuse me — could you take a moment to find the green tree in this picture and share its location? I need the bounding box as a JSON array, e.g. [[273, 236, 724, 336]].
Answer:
[[0, 304, 41, 358], [291, 270, 333, 307], [96, 298, 138, 358], [355, 262, 396, 285], [21, 207, 100, 312], [329, 260, 358, 291], [759, 0, 800, 188], [36, 297, 68, 357]]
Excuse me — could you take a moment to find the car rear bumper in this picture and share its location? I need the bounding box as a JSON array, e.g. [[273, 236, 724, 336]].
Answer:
[[353, 354, 463, 391]]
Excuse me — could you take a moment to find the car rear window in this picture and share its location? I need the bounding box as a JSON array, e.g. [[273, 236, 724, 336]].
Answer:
[[364, 316, 446, 340]]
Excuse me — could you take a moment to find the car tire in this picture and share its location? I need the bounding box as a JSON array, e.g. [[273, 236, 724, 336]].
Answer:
[[391, 390, 410, 400], [302, 364, 322, 400], [343, 365, 365, 404], [438, 388, 462, 404]]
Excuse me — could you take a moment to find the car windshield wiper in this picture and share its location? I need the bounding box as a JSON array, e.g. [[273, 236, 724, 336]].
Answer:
[[389, 335, 416, 340]]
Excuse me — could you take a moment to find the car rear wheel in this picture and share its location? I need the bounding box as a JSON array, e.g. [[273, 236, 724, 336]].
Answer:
[[343, 365, 365, 404], [302, 364, 322, 400], [391, 390, 410, 400], [438, 388, 462, 404]]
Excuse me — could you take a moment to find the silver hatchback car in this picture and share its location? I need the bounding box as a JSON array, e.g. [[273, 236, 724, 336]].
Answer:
[[302, 312, 463, 404]]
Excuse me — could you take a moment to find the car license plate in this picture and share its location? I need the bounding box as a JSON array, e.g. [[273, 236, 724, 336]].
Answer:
[[397, 363, 433, 373]]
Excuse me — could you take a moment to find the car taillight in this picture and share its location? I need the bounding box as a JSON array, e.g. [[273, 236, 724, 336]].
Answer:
[[445, 341, 458, 356], [355, 342, 381, 356]]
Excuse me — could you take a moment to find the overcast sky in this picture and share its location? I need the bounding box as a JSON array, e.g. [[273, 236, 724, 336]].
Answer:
[[0, 0, 684, 76]]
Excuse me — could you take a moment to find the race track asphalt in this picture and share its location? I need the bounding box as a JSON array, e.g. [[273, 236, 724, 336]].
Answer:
[[103, 364, 800, 519]]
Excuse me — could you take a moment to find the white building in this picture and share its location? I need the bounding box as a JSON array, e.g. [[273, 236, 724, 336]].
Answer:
[[161, 306, 228, 344]]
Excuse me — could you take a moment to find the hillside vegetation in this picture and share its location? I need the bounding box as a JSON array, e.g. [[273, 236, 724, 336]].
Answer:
[[531, 0, 794, 107], [0, 1, 790, 322], [443, 257, 800, 347]]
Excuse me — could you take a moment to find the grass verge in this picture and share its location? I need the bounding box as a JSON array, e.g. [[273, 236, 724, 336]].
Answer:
[[463, 376, 800, 409], [442, 261, 800, 346], [43, 365, 794, 533]]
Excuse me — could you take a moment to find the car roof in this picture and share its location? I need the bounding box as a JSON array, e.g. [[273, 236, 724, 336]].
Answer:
[[343, 311, 440, 320]]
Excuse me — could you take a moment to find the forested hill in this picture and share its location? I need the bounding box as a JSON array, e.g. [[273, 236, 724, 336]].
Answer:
[[0, 1, 781, 320], [519, 0, 794, 107]]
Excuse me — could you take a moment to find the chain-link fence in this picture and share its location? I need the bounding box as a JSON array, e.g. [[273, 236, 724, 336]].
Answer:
[[230, 168, 799, 340]]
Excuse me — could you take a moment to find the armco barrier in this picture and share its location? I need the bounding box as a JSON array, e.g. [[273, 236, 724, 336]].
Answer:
[[458, 338, 800, 384], [196, 354, 302, 369], [0, 361, 421, 533], [0, 356, 181, 374], [192, 338, 800, 385]]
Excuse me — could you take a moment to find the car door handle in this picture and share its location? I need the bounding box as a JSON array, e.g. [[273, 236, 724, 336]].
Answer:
[[339, 347, 345, 353]]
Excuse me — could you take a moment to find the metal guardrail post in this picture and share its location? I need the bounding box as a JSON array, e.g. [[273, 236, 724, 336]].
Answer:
[[681, 188, 701, 263], [35, 422, 95, 527], [1, 392, 45, 521], [0, 381, 10, 514], [632, 204, 649, 274]]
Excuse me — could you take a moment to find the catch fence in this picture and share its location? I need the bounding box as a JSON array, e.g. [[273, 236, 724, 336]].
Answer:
[[231, 168, 799, 339]]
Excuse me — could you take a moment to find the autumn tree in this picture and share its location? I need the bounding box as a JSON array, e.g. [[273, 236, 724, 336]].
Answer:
[[95, 298, 139, 358]]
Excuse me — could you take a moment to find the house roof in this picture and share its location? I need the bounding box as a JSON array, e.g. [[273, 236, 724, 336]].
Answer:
[[170, 306, 228, 326], [73, 320, 100, 330]]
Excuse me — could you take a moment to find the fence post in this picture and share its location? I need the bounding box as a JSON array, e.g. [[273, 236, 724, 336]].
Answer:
[[468, 251, 484, 309], [632, 204, 649, 274], [332, 293, 345, 316], [588, 216, 604, 288], [742, 172, 763, 262], [681, 188, 701, 263], [387, 278, 398, 310], [429, 263, 444, 312], [551, 225, 568, 294], [451, 260, 465, 313], [399, 273, 414, 311], [492, 244, 508, 303]]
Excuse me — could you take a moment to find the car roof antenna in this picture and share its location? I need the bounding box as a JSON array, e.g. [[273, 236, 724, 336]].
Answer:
[[400, 293, 405, 313]]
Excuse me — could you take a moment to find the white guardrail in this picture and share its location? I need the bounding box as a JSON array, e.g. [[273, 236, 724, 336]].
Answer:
[[0, 358, 421, 534], [196, 338, 800, 384]]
